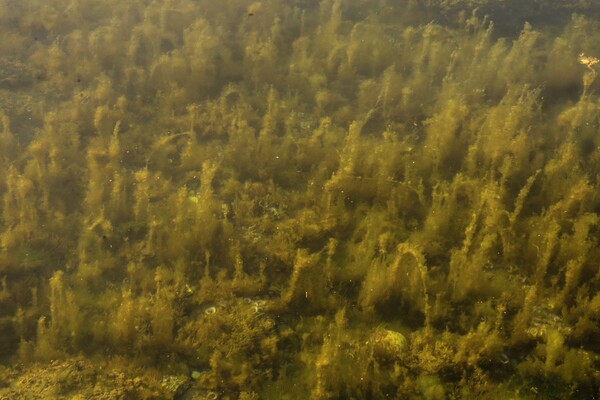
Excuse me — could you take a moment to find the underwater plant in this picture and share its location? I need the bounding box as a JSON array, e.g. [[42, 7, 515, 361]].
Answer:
[[0, 0, 599, 399]]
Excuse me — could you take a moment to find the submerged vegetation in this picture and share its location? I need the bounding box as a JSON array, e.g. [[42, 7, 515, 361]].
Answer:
[[0, 0, 600, 398]]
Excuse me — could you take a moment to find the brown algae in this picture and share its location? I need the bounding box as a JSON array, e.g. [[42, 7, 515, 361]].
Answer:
[[0, 0, 599, 399]]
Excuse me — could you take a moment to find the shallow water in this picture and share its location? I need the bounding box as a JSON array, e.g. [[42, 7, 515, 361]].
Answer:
[[0, 1, 599, 399]]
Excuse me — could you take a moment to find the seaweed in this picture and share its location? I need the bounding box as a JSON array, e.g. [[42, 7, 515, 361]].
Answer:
[[0, 1, 599, 399]]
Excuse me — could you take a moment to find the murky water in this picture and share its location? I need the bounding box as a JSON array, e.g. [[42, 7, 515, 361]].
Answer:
[[0, 1, 599, 399]]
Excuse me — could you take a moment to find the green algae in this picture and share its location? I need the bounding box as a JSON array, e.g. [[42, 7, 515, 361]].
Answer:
[[0, 0, 599, 399]]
